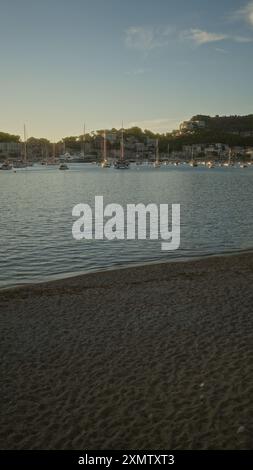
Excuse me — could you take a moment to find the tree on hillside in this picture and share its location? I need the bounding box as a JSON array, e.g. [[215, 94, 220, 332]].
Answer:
[[0, 132, 20, 142]]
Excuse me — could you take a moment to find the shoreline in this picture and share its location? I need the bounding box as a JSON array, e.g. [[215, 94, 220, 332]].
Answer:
[[0, 251, 253, 449], [1, 246, 253, 293]]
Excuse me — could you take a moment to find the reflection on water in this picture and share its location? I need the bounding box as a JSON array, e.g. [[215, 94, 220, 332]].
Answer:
[[0, 163, 252, 288]]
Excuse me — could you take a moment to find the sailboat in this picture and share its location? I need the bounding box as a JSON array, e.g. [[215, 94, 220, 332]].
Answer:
[[114, 123, 129, 169], [101, 130, 111, 168], [80, 123, 86, 162], [190, 147, 198, 167], [58, 135, 69, 169], [153, 139, 161, 168], [41, 141, 49, 166], [47, 142, 58, 165], [13, 125, 29, 169], [223, 148, 234, 167]]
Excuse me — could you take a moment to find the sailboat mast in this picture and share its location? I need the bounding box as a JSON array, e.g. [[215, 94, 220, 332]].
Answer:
[[82, 123, 86, 157], [103, 130, 107, 161], [45, 142, 48, 165], [24, 124, 27, 163], [121, 122, 124, 160], [156, 139, 159, 163]]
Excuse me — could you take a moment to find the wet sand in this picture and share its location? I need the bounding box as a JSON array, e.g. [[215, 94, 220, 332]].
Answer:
[[0, 252, 253, 450]]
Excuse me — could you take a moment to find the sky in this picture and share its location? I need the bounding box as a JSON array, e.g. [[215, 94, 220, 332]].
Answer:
[[1, 0, 253, 140]]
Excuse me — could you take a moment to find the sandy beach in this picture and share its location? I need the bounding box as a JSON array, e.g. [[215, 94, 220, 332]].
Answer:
[[0, 252, 253, 450]]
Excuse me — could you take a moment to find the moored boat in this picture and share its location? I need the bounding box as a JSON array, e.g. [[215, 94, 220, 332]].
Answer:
[[114, 123, 129, 170], [101, 130, 111, 168], [0, 162, 13, 170], [114, 159, 129, 169], [153, 139, 161, 168], [59, 163, 69, 170], [101, 160, 111, 168]]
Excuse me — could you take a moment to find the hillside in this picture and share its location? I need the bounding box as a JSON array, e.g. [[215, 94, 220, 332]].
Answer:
[[190, 115, 253, 134]]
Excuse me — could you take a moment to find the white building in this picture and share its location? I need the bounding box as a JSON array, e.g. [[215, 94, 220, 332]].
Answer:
[[180, 120, 206, 133]]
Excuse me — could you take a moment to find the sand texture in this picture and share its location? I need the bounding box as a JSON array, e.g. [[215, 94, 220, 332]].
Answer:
[[0, 252, 253, 450]]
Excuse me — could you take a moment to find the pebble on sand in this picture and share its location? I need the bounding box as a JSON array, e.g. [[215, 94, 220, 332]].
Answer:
[[237, 426, 245, 434]]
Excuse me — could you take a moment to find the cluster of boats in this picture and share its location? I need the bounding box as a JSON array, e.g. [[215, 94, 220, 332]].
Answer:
[[1, 127, 251, 171], [56, 131, 251, 170], [0, 161, 34, 171], [58, 126, 129, 169], [1, 159, 251, 172]]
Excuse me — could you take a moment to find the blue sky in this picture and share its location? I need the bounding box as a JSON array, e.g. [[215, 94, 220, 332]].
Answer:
[[1, 0, 253, 140]]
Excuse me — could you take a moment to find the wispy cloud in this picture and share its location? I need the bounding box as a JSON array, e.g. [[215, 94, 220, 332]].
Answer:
[[232, 1, 253, 26], [184, 28, 253, 45], [186, 29, 228, 45], [125, 25, 173, 51], [125, 22, 253, 53]]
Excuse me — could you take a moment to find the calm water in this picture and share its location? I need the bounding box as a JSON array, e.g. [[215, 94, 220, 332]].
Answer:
[[0, 163, 253, 288]]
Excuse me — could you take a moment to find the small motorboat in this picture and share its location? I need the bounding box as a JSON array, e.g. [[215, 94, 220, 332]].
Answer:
[[101, 160, 111, 168], [59, 163, 69, 170], [13, 161, 29, 169], [114, 160, 129, 169], [0, 162, 13, 170]]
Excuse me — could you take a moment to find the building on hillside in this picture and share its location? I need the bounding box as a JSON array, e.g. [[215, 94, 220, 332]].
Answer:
[[179, 120, 206, 133], [0, 142, 21, 160], [106, 133, 118, 144]]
